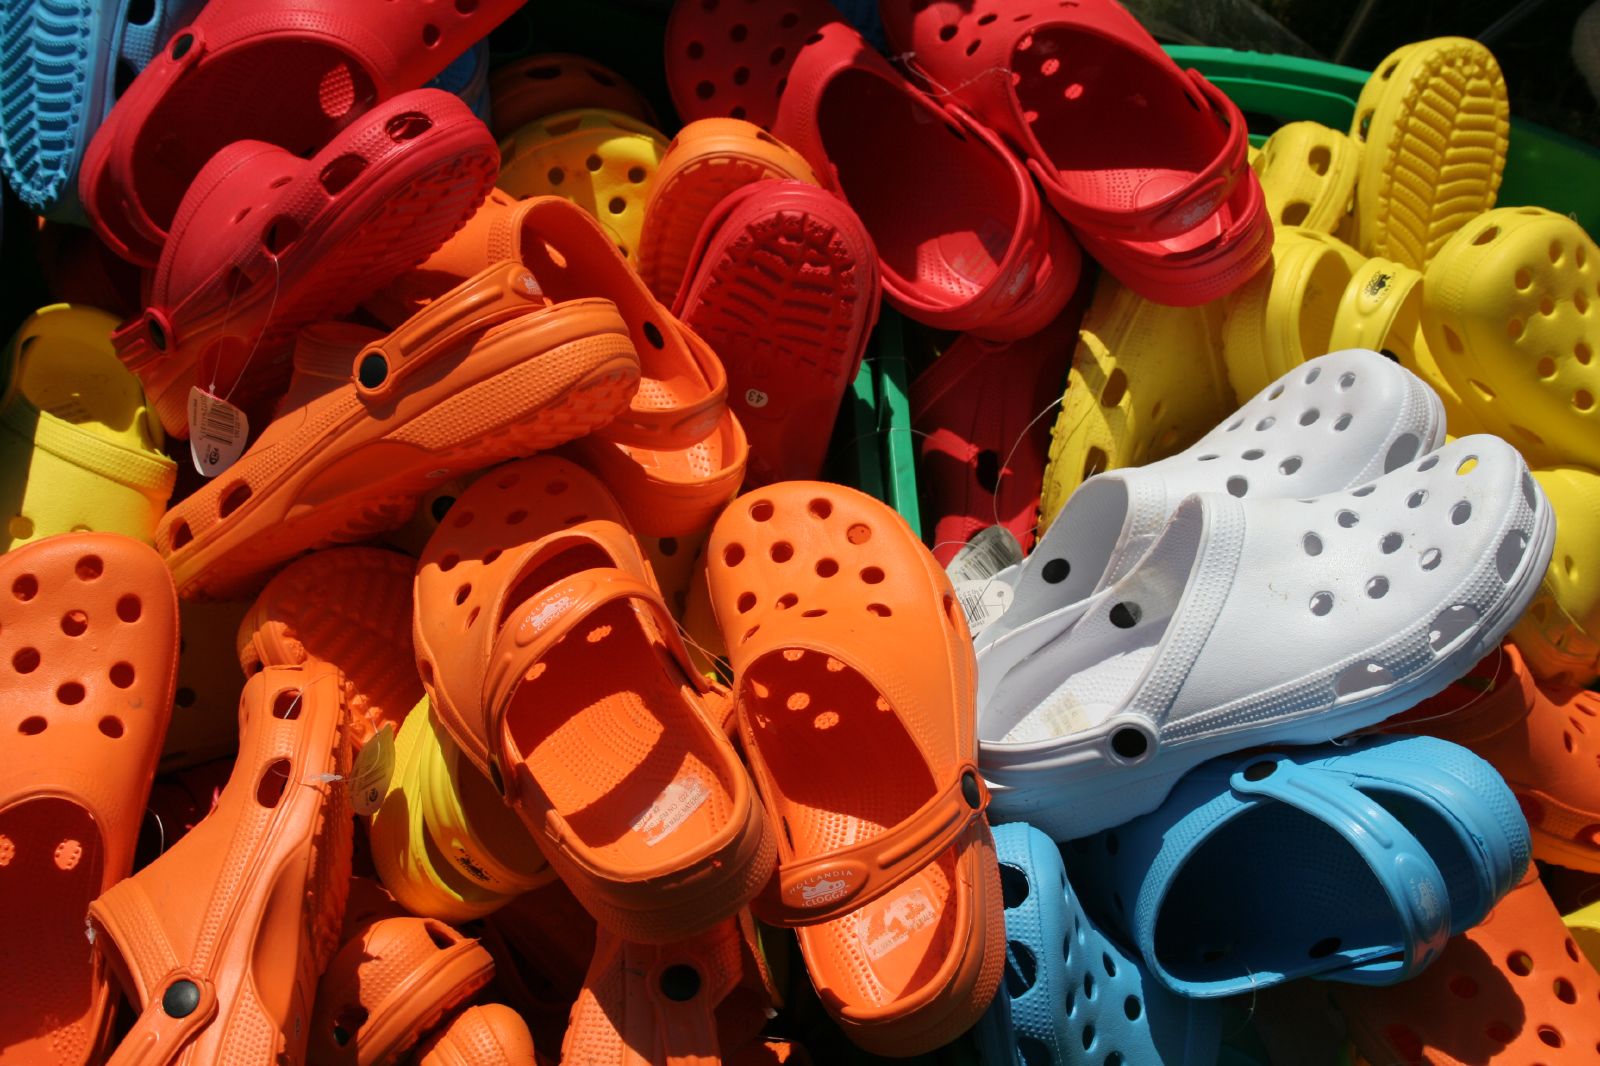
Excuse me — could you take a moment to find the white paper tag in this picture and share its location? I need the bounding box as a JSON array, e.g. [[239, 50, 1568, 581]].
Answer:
[[946, 526, 1024, 586], [855, 888, 936, 961], [347, 723, 395, 816], [953, 577, 1015, 638], [187, 387, 249, 477], [631, 773, 710, 846]]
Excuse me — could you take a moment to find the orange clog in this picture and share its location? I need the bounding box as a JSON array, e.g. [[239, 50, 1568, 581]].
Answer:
[[412, 455, 774, 943], [560, 913, 779, 1065], [0, 534, 179, 1066], [238, 546, 422, 750], [156, 260, 641, 599], [416, 1004, 543, 1066], [637, 118, 818, 302], [704, 483, 1003, 1056], [1387, 641, 1600, 874], [308, 884, 495, 1066], [89, 662, 353, 1065], [1336, 866, 1600, 1065]]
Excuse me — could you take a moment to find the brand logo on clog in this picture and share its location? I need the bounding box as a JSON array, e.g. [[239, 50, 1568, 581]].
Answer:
[[788, 868, 861, 908]]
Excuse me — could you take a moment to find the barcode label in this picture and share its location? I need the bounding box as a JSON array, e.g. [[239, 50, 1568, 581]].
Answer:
[[954, 577, 1014, 637], [187, 387, 249, 477], [946, 526, 1024, 585]]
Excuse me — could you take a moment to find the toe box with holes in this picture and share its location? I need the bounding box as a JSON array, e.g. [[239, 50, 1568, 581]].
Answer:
[[1068, 735, 1529, 998], [982, 433, 1551, 840], [1335, 866, 1600, 1066], [489, 53, 656, 141], [1423, 207, 1600, 469], [1252, 122, 1360, 235], [0, 533, 179, 1066], [993, 822, 1221, 1066], [984, 347, 1446, 659], [497, 108, 669, 265]]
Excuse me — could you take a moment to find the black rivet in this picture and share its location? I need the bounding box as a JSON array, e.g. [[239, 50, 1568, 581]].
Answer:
[[358, 353, 388, 389], [170, 32, 193, 59], [1110, 728, 1147, 760], [659, 964, 701, 1001], [960, 769, 981, 808], [1243, 760, 1276, 782], [1108, 602, 1141, 628], [1041, 558, 1069, 584], [146, 315, 167, 351], [162, 979, 200, 1018]]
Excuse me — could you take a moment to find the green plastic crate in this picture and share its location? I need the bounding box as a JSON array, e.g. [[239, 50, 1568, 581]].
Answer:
[[1165, 45, 1600, 234]]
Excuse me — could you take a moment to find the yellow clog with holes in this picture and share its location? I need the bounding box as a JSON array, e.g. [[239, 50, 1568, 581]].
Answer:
[[1220, 227, 1353, 401], [0, 304, 176, 550], [1038, 278, 1231, 531], [1349, 37, 1508, 268], [1511, 466, 1600, 688], [1252, 121, 1360, 235], [1422, 207, 1600, 469], [497, 108, 669, 265]]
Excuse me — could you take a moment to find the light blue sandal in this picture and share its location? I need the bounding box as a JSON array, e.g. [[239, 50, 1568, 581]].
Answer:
[[0, 0, 202, 220], [1067, 735, 1529, 999], [994, 821, 1221, 1065]]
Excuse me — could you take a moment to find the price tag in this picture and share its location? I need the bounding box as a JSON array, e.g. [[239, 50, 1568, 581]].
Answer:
[[953, 577, 1015, 637], [347, 723, 395, 816], [187, 387, 249, 477]]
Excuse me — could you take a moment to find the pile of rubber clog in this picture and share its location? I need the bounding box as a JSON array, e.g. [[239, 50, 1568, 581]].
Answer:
[[1, 1, 1598, 1064]]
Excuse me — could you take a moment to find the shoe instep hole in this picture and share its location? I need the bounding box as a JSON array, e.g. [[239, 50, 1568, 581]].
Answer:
[[1242, 449, 1264, 461], [1279, 456, 1303, 475], [1124, 994, 1143, 1020], [770, 542, 794, 563], [99, 716, 123, 738], [1305, 367, 1322, 385], [1083, 972, 1095, 1000], [438, 552, 459, 572], [319, 154, 368, 195], [1226, 418, 1243, 432], [219, 481, 252, 518], [1256, 416, 1276, 431], [1540, 296, 1557, 316], [1539, 1025, 1564, 1048], [860, 566, 884, 584], [1576, 291, 1590, 313], [18, 716, 46, 735], [801, 608, 827, 618], [1506, 950, 1534, 975], [1299, 408, 1319, 426], [1382, 433, 1420, 471], [1106, 1052, 1126, 1066], [1281, 201, 1309, 225], [1366, 576, 1389, 598], [482, 548, 501, 566], [1418, 455, 1439, 473], [13, 647, 39, 673], [1407, 490, 1427, 509], [1496, 532, 1528, 581], [1554, 976, 1578, 1003], [1082, 1022, 1095, 1049], [273, 689, 302, 719], [56, 682, 84, 705], [750, 500, 774, 522], [1381, 533, 1402, 554], [1109, 602, 1141, 628], [608, 196, 627, 215], [1226, 476, 1248, 497], [815, 558, 838, 577], [423, 921, 457, 951], [1005, 940, 1038, 996], [1310, 592, 1334, 616], [261, 217, 301, 256], [1352, 485, 1375, 497], [256, 758, 291, 808], [332, 1005, 369, 1047], [1083, 446, 1108, 479], [454, 584, 471, 606], [1198, 454, 1219, 462], [1103, 952, 1117, 977], [12, 573, 38, 601], [773, 593, 795, 610], [867, 603, 891, 617], [61, 610, 88, 637], [1100, 368, 1128, 407], [1429, 605, 1480, 652], [75, 556, 102, 581], [505, 509, 528, 525], [998, 862, 1030, 908], [1338, 372, 1356, 390], [1420, 548, 1442, 570], [723, 543, 745, 567], [1337, 510, 1359, 528], [1473, 226, 1500, 246], [1333, 414, 1352, 431], [1042, 558, 1070, 583], [1303, 533, 1323, 556], [1578, 342, 1594, 364], [1450, 501, 1472, 525], [547, 166, 565, 186], [109, 662, 134, 688], [1576, 389, 1596, 411]]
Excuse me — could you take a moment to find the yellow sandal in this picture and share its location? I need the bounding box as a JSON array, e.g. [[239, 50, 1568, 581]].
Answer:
[[1038, 278, 1231, 531], [1510, 466, 1600, 688], [1220, 227, 1352, 401], [1252, 121, 1360, 234], [0, 304, 175, 549], [1349, 37, 1508, 268], [497, 108, 670, 265]]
